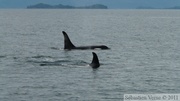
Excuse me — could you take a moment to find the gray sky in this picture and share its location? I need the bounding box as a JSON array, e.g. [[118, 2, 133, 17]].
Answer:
[[0, 0, 180, 9]]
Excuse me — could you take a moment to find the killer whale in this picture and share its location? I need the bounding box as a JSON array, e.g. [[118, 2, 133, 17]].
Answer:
[[39, 52, 100, 69], [62, 31, 110, 50], [90, 52, 100, 69]]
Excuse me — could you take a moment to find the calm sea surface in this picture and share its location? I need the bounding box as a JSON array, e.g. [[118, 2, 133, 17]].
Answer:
[[0, 9, 180, 101]]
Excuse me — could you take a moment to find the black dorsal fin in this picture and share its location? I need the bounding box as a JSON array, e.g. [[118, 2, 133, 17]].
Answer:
[[90, 52, 100, 69], [62, 31, 76, 50]]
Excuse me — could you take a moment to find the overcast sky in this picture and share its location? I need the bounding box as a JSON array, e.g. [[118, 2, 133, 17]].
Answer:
[[0, 0, 180, 9]]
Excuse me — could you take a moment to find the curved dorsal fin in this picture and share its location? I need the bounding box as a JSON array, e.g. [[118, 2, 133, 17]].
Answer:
[[90, 52, 100, 69], [62, 31, 75, 49]]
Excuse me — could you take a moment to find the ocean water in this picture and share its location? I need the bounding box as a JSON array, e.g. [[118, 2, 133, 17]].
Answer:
[[0, 9, 180, 101]]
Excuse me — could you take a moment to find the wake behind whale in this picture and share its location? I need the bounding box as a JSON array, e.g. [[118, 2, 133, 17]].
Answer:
[[33, 52, 100, 69]]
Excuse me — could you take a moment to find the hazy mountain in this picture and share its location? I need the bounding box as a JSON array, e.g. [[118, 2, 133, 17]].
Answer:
[[0, 0, 180, 9], [27, 3, 108, 9]]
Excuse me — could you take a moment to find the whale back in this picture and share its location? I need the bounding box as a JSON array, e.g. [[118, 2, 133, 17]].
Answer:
[[62, 31, 110, 50], [90, 52, 100, 69], [62, 31, 75, 50]]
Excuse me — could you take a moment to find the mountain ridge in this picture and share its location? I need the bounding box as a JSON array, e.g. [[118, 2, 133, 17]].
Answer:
[[27, 3, 108, 9]]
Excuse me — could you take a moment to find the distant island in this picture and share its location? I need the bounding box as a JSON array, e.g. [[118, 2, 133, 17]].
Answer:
[[167, 6, 180, 9], [136, 6, 180, 9], [27, 3, 108, 9]]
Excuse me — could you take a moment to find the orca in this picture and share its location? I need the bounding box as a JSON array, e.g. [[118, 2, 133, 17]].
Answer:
[[62, 31, 110, 50], [90, 52, 100, 69]]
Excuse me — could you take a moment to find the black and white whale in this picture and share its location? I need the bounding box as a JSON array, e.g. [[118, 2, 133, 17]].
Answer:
[[90, 52, 100, 69], [62, 31, 110, 50]]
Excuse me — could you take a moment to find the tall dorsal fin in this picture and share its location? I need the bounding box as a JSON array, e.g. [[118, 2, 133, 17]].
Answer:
[[62, 31, 76, 50], [90, 52, 100, 69]]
